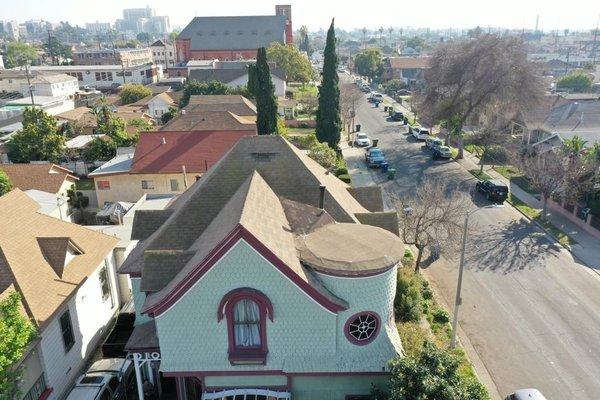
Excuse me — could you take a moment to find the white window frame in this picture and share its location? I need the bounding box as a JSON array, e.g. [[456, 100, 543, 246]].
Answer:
[[202, 389, 291, 400]]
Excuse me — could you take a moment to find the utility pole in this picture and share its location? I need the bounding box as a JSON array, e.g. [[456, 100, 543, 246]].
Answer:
[[47, 29, 54, 65], [592, 15, 599, 65], [24, 64, 35, 105], [565, 47, 571, 75], [121, 60, 127, 84]]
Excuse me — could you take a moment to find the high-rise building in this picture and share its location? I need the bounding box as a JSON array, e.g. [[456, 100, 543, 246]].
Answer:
[[85, 21, 112, 35], [116, 7, 170, 34]]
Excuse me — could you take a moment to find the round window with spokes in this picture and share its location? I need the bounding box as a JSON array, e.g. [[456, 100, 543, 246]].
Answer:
[[344, 311, 381, 345]]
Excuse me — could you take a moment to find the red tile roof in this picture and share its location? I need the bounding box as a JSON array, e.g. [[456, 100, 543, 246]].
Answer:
[[387, 56, 431, 69], [130, 130, 256, 174]]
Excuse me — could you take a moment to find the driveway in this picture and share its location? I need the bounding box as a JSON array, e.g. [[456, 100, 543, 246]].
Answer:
[[347, 94, 600, 400]]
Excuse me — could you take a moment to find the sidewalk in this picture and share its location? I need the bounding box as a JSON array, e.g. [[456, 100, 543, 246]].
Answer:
[[459, 151, 600, 269]]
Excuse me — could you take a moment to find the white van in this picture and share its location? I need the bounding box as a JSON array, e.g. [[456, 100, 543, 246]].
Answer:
[[411, 126, 430, 140]]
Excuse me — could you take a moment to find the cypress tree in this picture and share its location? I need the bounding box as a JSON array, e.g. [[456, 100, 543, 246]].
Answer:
[[255, 47, 278, 135], [247, 63, 258, 98], [316, 19, 341, 149]]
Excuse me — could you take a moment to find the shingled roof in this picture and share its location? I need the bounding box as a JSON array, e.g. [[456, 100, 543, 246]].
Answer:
[[0, 163, 78, 194], [0, 189, 118, 327], [120, 136, 402, 317], [178, 15, 286, 51]]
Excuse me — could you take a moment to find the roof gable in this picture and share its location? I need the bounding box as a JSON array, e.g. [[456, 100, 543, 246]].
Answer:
[[36, 237, 84, 277], [0, 163, 77, 194], [0, 189, 118, 327]]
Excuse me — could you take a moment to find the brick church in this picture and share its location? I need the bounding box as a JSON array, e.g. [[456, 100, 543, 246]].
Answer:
[[176, 5, 293, 63]]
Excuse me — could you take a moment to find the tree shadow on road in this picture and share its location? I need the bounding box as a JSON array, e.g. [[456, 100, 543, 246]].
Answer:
[[466, 219, 562, 274]]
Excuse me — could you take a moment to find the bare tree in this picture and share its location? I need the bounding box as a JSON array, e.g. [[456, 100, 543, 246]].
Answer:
[[395, 178, 468, 272], [419, 35, 543, 159], [516, 150, 565, 219], [468, 112, 512, 172], [516, 141, 599, 220], [340, 82, 363, 139]]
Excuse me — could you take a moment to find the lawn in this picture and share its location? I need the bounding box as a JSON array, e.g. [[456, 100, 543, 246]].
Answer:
[[507, 193, 577, 247], [76, 178, 95, 190], [468, 169, 491, 181], [494, 165, 540, 198], [286, 127, 315, 137]]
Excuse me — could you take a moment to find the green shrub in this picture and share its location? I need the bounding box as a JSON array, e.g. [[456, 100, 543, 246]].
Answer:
[[421, 281, 433, 300], [296, 133, 319, 149], [299, 122, 310, 129], [335, 166, 349, 176], [337, 174, 351, 184], [431, 307, 450, 324], [395, 269, 423, 322], [484, 145, 508, 164], [307, 141, 337, 170], [396, 321, 426, 358]]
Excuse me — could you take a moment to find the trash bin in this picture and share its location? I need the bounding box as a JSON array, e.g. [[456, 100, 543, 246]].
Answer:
[[375, 102, 380, 108], [356, 124, 361, 132], [388, 168, 396, 180], [388, 109, 394, 117], [380, 162, 389, 173], [372, 139, 379, 147], [383, 106, 388, 112]]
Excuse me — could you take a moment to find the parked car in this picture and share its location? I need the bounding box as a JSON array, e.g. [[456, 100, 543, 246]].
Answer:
[[365, 147, 386, 168], [425, 137, 444, 150], [391, 111, 404, 122], [411, 126, 430, 140], [354, 133, 371, 147], [476, 179, 509, 203], [505, 389, 547, 400], [368, 93, 384, 103], [65, 359, 135, 400], [432, 146, 452, 160]]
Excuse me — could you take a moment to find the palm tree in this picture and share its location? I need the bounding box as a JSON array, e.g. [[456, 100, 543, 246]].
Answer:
[[388, 27, 394, 43], [362, 27, 367, 48], [379, 27, 384, 46]]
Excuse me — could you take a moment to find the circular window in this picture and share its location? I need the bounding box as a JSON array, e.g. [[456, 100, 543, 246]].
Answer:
[[344, 311, 381, 345]]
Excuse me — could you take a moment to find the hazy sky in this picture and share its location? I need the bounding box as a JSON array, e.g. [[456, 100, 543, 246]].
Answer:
[[2, 0, 599, 31]]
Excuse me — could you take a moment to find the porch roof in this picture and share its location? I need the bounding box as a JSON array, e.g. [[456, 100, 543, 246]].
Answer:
[[125, 320, 160, 352]]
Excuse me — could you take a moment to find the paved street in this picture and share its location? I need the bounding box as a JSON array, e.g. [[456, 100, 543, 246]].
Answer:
[[346, 94, 600, 400]]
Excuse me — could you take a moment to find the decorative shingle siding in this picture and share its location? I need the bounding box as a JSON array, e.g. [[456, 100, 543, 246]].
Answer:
[[156, 240, 336, 372], [204, 375, 288, 388], [155, 241, 402, 373], [315, 267, 404, 365], [131, 278, 152, 326]]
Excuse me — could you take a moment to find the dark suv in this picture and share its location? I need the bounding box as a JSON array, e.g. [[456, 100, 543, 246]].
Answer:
[[476, 179, 509, 203]]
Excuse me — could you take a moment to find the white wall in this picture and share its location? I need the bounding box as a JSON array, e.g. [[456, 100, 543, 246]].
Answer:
[[30, 67, 160, 89], [20, 79, 78, 97], [228, 74, 286, 97], [38, 253, 120, 400], [147, 97, 171, 118]]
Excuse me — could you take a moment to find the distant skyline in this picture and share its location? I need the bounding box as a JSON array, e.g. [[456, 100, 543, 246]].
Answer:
[[2, 0, 599, 32]]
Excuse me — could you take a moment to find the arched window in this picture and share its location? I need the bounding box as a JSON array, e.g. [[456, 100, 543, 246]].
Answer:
[[232, 299, 261, 348], [218, 288, 273, 364]]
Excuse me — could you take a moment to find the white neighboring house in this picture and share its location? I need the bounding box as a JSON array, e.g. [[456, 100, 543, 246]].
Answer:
[[147, 92, 176, 118], [19, 73, 78, 98], [188, 66, 287, 97], [0, 189, 122, 400], [29, 65, 163, 89], [150, 39, 176, 70]]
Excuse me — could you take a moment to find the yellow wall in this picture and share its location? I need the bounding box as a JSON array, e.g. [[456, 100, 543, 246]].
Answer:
[[93, 172, 198, 206]]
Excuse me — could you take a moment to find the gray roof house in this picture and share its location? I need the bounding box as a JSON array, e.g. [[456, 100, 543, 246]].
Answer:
[[177, 15, 287, 52]]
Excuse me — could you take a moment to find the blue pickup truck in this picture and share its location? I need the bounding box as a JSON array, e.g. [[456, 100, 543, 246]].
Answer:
[[365, 147, 386, 168]]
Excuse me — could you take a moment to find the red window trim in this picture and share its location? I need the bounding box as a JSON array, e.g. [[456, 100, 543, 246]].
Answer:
[[217, 288, 273, 365], [344, 311, 381, 346]]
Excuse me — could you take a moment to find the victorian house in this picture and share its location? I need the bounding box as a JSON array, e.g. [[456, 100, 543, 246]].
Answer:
[[121, 136, 405, 400]]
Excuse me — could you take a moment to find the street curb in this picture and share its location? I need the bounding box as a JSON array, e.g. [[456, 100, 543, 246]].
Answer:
[[422, 268, 503, 400], [459, 150, 577, 252]]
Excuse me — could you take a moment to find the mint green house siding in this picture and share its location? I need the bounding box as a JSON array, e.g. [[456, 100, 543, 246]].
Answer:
[[150, 239, 400, 398], [131, 277, 151, 326], [156, 240, 337, 372], [291, 376, 390, 400]]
